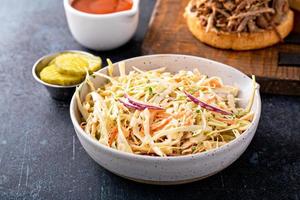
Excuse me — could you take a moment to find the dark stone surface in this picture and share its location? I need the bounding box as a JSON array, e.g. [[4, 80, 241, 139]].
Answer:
[[0, 0, 299, 199]]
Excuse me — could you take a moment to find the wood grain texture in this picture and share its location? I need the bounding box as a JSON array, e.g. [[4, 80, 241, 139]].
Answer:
[[142, 0, 300, 95]]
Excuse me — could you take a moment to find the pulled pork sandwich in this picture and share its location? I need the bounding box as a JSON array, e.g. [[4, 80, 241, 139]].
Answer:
[[184, 0, 294, 50]]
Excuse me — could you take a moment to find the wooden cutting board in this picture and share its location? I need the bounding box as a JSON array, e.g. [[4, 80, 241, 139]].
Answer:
[[142, 0, 300, 95]]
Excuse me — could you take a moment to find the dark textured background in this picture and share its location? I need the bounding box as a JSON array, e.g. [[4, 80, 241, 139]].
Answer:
[[0, 0, 299, 199]]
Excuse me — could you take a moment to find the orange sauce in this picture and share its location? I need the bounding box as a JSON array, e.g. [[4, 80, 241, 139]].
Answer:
[[71, 0, 133, 14]]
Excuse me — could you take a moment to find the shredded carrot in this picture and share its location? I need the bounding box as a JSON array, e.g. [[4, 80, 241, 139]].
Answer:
[[204, 78, 222, 88], [149, 110, 160, 122], [173, 111, 186, 119], [175, 78, 181, 82], [157, 114, 170, 119], [184, 120, 193, 126], [108, 127, 118, 146], [151, 117, 172, 132], [205, 95, 216, 104], [156, 112, 171, 118], [184, 114, 194, 125], [121, 126, 130, 138]]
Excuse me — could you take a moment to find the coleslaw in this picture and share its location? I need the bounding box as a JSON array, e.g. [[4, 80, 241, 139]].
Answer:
[[76, 60, 257, 157]]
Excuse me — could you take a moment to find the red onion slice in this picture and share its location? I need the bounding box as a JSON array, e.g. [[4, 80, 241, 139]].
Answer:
[[184, 91, 232, 115], [119, 99, 144, 110], [125, 94, 164, 110]]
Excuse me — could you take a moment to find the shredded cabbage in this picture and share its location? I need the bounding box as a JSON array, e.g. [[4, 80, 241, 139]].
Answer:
[[77, 62, 256, 157]]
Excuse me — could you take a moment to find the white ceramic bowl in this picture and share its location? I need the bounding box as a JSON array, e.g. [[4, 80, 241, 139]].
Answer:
[[64, 0, 139, 51], [70, 54, 261, 185]]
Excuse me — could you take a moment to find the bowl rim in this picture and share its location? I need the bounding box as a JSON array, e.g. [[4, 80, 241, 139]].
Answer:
[[64, 0, 140, 18], [70, 54, 261, 161], [32, 50, 97, 89]]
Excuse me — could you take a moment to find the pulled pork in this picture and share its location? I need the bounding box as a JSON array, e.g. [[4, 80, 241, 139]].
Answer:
[[188, 0, 289, 33]]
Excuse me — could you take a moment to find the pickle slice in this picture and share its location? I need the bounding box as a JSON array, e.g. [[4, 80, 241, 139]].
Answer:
[[87, 55, 102, 73], [49, 57, 56, 65], [40, 65, 84, 86], [55, 53, 101, 76]]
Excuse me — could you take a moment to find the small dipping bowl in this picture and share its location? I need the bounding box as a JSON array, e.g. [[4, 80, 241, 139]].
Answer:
[[32, 50, 96, 101], [64, 0, 140, 50]]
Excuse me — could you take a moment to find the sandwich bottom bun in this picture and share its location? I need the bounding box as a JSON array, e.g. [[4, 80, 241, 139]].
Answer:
[[289, 0, 300, 11], [186, 10, 294, 50]]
